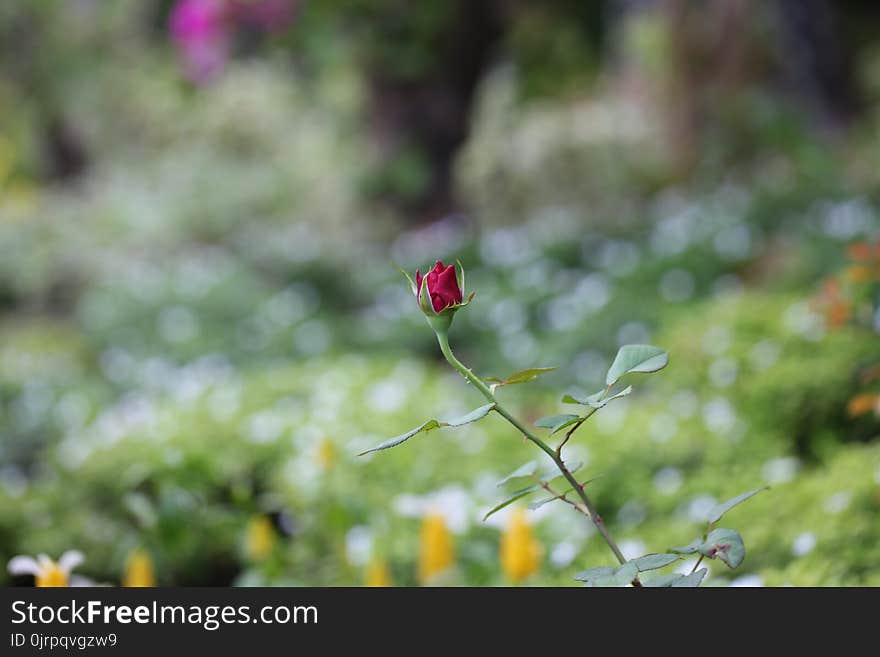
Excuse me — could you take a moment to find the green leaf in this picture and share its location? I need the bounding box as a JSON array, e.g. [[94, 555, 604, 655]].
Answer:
[[482, 486, 539, 521], [671, 568, 708, 587], [699, 528, 745, 569], [563, 385, 633, 408], [573, 566, 617, 583], [590, 386, 633, 408], [485, 367, 557, 389], [358, 403, 495, 456], [631, 553, 680, 572], [492, 462, 586, 517], [496, 460, 584, 494], [642, 573, 685, 587], [444, 403, 496, 427], [605, 345, 668, 386], [528, 475, 599, 510], [707, 487, 769, 524], [455, 259, 466, 296], [528, 490, 572, 510], [668, 538, 703, 555], [357, 419, 440, 456], [417, 271, 433, 315], [582, 562, 639, 587], [394, 264, 416, 293], [562, 389, 606, 405], [534, 414, 580, 434], [496, 461, 538, 488]]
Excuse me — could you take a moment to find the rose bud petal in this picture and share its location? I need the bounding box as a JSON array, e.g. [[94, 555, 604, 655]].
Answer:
[[417, 260, 462, 312], [408, 259, 474, 334], [428, 261, 463, 312]]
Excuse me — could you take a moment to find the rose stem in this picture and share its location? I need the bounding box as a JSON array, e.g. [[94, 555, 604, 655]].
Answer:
[[434, 330, 632, 571]]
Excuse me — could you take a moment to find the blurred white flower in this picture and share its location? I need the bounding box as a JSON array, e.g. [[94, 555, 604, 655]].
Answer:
[[792, 532, 817, 557], [366, 379, 408, 414], [701, 326, 731, 356], [729, 574, 763, 587], [670, 389, 698, 419], [617, 501, 646, 528], [702, 397, 737, 435], [708, 358, 738, 388], [618, 539, 647, 561], [392, 485, 473, 534], [823, 491, 852, 515], [659, 268, 695, 302], [714, 222, 752, 261], [762, 457, 800, 484], [550, 541, 578, 568], [617, 322, 650, 346], [749, 340, 780, 371], [685, 495, 718, 523], [653, 467, 683, 495], [8, 551, 87, 587], [157, 306, 199, 343], [783, 302, 824, 341], [649, 413, 678, 443], [344, 526, 373, 567]]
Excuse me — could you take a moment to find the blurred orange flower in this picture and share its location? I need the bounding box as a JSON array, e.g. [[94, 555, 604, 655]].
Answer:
[[814, 278, 851, 328], [847, 393, 879, 418]]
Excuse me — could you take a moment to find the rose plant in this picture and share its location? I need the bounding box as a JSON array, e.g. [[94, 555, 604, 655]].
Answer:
[[360, 260, 766, 586]]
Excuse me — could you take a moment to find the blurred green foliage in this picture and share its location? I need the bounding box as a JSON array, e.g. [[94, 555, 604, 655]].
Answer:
[[1, 0, 879, 587]]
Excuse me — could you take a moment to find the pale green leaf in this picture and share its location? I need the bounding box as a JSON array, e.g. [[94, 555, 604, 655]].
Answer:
[[485, 367, 557, 389], [707, 487, 768, 524], [496, 460, 583, 493], [496, 461, 538, 488], [582, 562, 639, 587], [668, 538, 703, 555], [394, 264, 416, 293], [606, 345, 668, 386], [631, 553, 680, 572], [357, 420, 440, 456], [444, 403, 496, 427], [534, 414, 580, 434], [528, 474, 598, 510], [528, 488, 574, 510], [573, 566, 617, 583], [482, 486, 539, 521], [358, 403, 495, 456], [564, 385, 634, 408], [699, 528, 745, 569], [671, 568, 708, 587], [642, 573, 686, 587]]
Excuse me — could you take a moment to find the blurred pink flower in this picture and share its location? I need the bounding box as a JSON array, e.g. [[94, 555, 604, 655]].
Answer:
[[169, 0, 299, 82], [169, 0, 231, 83]]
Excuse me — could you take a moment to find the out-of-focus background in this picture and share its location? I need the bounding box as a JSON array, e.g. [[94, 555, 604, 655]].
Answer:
[[1, 0, 879, 587]]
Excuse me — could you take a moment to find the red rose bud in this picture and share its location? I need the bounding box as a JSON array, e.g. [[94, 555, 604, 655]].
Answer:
[[409, 260, 474, 334], [416, 261, 463, 313]]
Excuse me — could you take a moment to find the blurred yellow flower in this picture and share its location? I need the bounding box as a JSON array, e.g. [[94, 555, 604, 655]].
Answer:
[[365, 558, 393, 587], [316, 437, 336, 470], [245, 515, 276, 561], [123, 549, 156, 587], [418, 513, 454, 584], [7, 551, 84, 587], [500, 508, 541, 584]]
